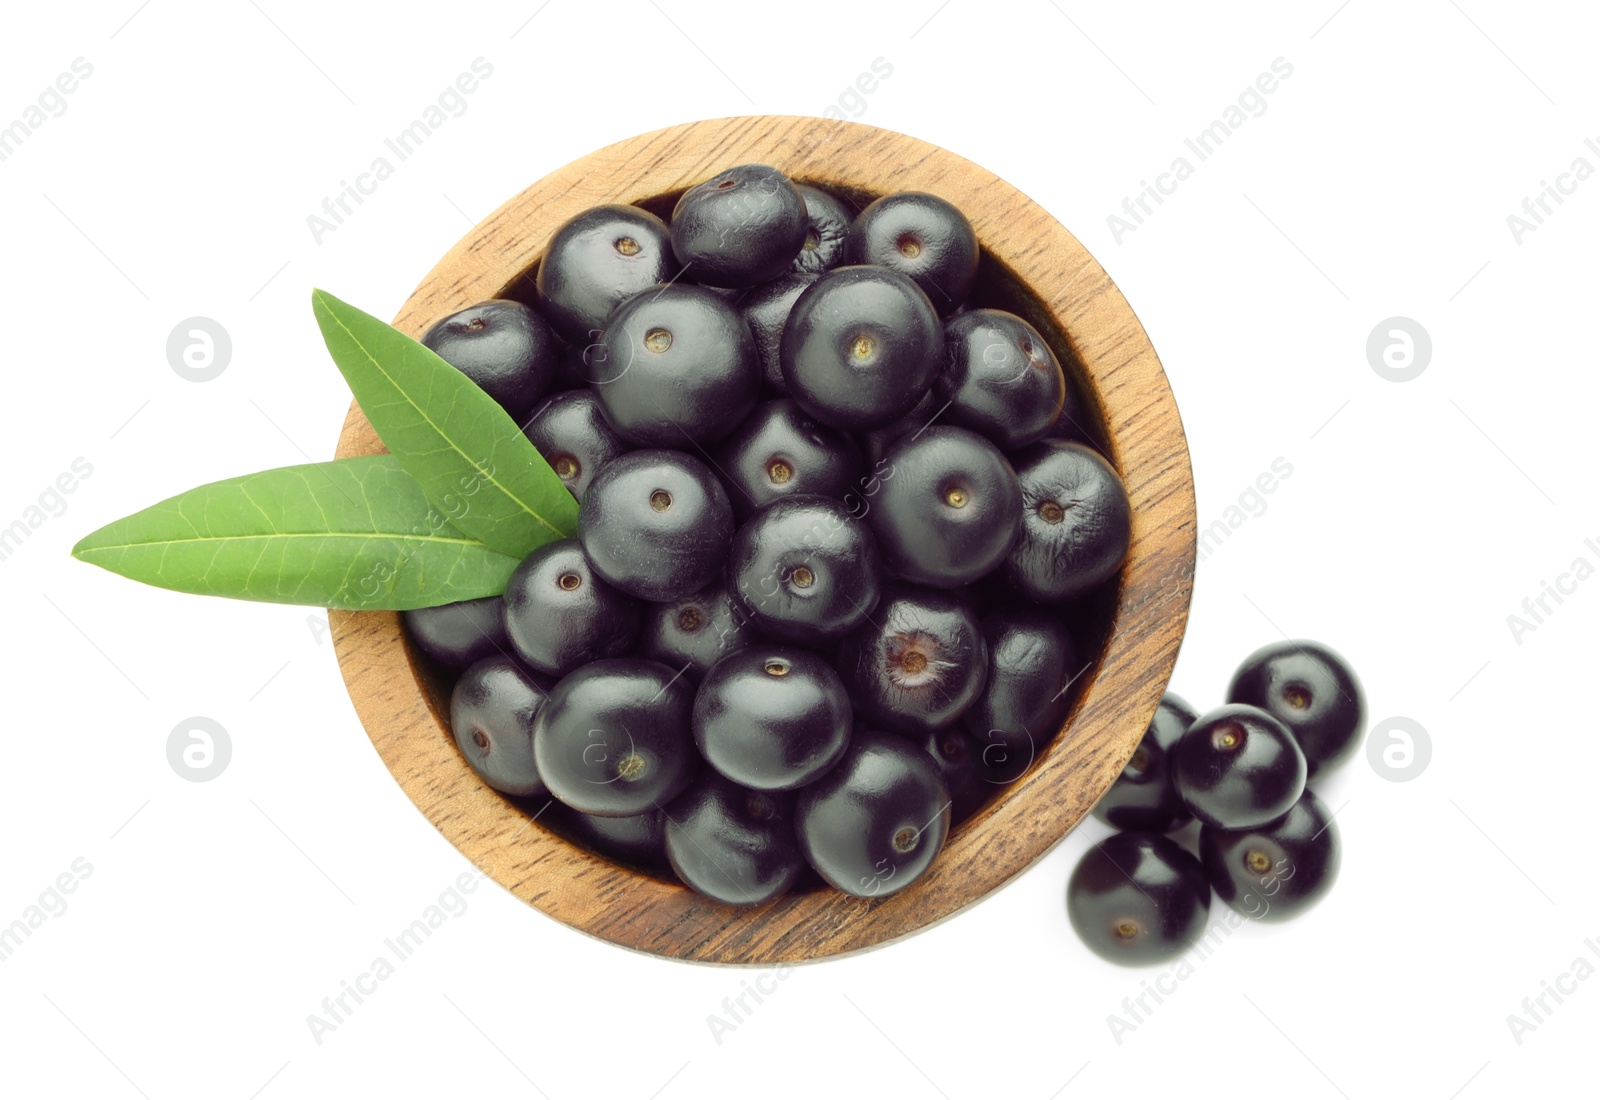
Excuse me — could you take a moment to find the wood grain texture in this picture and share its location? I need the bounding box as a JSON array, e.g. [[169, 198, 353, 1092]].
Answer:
[[330, 116, 1196, 965]]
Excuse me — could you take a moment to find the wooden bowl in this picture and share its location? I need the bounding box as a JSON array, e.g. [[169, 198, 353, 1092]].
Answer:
[[330, 116, 1195, 965]]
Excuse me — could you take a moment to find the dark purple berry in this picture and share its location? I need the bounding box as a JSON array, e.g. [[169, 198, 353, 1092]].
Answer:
[[502, 538, 640, 677], [403, 595, 510, 669], [870, 426, 1022, 587], [1067, 832, 1210, 966], [792, 185, 853, 275], [671, 164, 809, 288], [712, 398, 865, 522], [838, 583, 987, 738], [921, 726, 995, 825], [578, 450, 734, 602], [1172, 705, 1307, 830], [421, 300, 556, 423], [548, 805, 670, 874], [738, 273, 818, 392], [641, 580, 756, 678], [1001, 441, 1130, 602], [521, 389, 630, 500], [665, 776, 803, 905], [795, 730, 951, 898], [693, 646, 852, 791], [727, 495, 882, 645], [449, 655, 553, 797], [1201, 789, 1341, 922], [1227, 640, 1366, 778], [936, 309, 1065, 450], [534, 204, 677, 342], [964, 608, 1078, 783], [532, 658, 695, 817], [780, 265, 944, 431], [1092, 693, 1197, 832], [591, 284, 759, 447], [845, 191, 978, 313]]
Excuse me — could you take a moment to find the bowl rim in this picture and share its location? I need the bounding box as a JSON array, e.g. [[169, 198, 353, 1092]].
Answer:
[[330, 114, 1196, 966]]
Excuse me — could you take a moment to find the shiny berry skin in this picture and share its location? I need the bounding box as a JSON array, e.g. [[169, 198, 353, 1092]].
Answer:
[[963, 608, 1078, 783], [578, 449, 735, 602], [421, 300, 556, 423], [845, 191, 978, 313], [403, 595, 510, 669], [792, 185, 853, 275], [936, 309, 1066, 450], [1227, 640, 1366, 778], [641, 580, 756, 678], [1001, 441, 1131, 602], [870, 426, 1023, 587], [1092, 693, 1197, 832], [665, 776, 803, 905], [693, 646, 853, 791], [1201, 789, 1340, 922], [1067, 832, 1210, 966], [739, 273, 817, 392], [521, 389, 630, 500], [838, 583, 988, 737], [548, 806, 670, 874], [728, 495, 882, 645], [795, 730, 952, 898], [1172, 705, 1307, 830], [780, 266, 945, 431], [921, 726, 994, 825], [712, 398, 865, 522], [502, 538, 641, 676], [532, 658, 695, 816], [591, 284, 759, 447], [449, 655, 553, 797], [671, 164, 809, 288], [534, 204, 677, 342]]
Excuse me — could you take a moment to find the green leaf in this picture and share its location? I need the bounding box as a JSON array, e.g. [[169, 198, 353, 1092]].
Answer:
[[71, 456, 522, 610], [311, 289, 577, 557]]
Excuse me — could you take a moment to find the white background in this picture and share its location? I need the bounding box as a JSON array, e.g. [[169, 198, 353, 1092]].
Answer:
[[2, 2, 1595, 1097]]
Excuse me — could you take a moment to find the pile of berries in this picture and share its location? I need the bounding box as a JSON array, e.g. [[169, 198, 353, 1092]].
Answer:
[[402, 163, 1132, 905], [1070, 640, 1365, 963]]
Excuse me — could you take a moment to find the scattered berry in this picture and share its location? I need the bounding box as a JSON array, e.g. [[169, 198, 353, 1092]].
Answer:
[[1200, 789, 1341, 922], [1172, 704, 1307, 830], [1227, 640, 1366, 778], [1092, 693, 1196, 832], [1067, 832, 1210, 965]]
